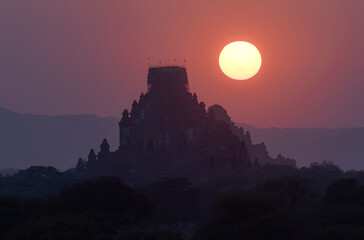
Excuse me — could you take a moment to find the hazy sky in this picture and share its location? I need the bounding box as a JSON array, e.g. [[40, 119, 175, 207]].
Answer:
[[0, 0, 363, 128]]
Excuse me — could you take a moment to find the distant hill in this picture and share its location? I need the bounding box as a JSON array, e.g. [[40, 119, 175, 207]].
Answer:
[[0, 108, 363, 170], [238, 123, 364, 170], [0, 108, 118, 170]]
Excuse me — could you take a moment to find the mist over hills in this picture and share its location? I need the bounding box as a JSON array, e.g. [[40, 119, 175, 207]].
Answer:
[[239, 123, 364, 170], [0, 108, 363, 171], [0, 108, 118, 170]]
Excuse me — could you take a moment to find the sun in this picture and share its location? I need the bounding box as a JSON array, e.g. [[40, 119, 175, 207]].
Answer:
[[219, 41, 262, 80]]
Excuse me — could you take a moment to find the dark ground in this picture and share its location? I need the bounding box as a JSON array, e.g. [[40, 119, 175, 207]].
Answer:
[[2, 161, 364, 239]]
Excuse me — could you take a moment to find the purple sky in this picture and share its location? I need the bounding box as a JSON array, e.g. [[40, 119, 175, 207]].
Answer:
[[0, 0, 363, 128]]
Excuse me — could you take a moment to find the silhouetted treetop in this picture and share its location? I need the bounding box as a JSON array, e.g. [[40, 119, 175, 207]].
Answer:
[[52, 177, 153, 230], [325, 178, 364, 206]]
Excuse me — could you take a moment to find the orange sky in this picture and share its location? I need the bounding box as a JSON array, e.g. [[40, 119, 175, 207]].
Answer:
[[0, 0, 363, 128]]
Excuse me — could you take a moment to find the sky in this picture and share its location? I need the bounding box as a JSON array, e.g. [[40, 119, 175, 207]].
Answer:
[[0, 0, 363, 128]]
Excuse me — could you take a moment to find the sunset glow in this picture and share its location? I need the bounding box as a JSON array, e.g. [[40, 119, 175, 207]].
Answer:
[[219, 41, 262, 80]]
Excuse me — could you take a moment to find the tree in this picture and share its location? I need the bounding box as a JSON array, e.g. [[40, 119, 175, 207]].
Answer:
[[255, 176, 316, 210], [325, 178, 364, 206], [193, 194, 291, 240], [51, 177, 153, 233], [0, 197, 47, 239], [4, 216, 97, 240], [144, 178, 201, 229]]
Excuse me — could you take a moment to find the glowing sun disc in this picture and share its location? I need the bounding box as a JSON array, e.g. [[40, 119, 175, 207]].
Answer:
[[219, 41, 262, 80]]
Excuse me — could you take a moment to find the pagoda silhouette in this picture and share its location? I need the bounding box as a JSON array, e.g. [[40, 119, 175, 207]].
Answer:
[[78, 66, 295, 175]]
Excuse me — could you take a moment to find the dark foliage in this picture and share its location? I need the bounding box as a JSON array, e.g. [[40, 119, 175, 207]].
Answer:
[[325, 178, 364, 206], [194, 175, 364, 240], [50, 177, 153, 232], [115, 230, 185, 240], [0, 166, 76, 199], [0, 197, 47, 239], [2, 162, 364, 239], [143, 178, 202, 228], [5, 216, 97, 240], [0, 177, 161, 239]]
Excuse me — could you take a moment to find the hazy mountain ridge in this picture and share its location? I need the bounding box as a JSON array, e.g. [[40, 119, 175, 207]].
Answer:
[[238, 123, 364, 170], [0, 108, 363, 170], [0, 108, 119, 170]]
